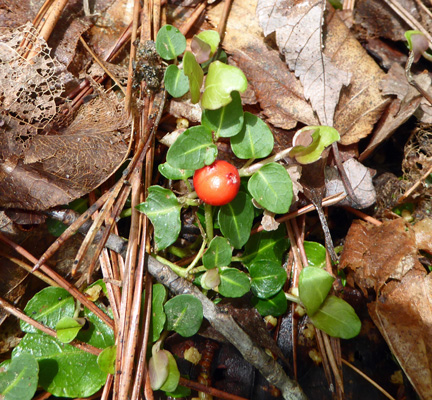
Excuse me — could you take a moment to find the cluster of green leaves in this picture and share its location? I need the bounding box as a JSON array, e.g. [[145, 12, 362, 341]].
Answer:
[[0, 284, 115, 399]]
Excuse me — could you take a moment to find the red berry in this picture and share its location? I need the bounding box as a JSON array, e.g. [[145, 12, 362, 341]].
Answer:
[[193, 160, 240, 206]]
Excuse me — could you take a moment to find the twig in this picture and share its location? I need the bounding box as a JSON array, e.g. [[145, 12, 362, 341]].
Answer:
[[179, 2, 207, 36], [342, 359, 396, 400], [79, 37, 126, 96], [217, 0, 232, 40], [342, 206, 382, 226], [0, 296, 101, 356], [0, 233, 114, 330], [251, 192, 346, 235], [179, 377, 248, 400], [397, 162, 432, 203], [0, 252, 59, 288], [146, 254, 308, 400]]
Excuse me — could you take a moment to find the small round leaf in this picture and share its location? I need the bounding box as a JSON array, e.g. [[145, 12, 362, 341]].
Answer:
[[166, 125, 217, 170], [299, 267, 334, 316], [164, 295, 203, 337], [251, 290, 287, 316], [248, 163, 293, 214], [218, 268, 250, 298], [156, 25, 186, 60], [304, 241, 326, 268], [231, 112, 274, 159], [309, 296, 361, 339], [203, 236, 232, 269], [249, 260, 287, 299], [97, 345, 117, 375], [164, 65, 189, 98], [201, 61, 247, 110]]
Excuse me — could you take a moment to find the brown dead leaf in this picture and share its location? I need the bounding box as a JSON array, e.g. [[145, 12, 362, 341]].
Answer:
[[0, 92, 129, 210], [413, 218, 432, 254], [256, 0, 351, 127], [360, 63, 428, 160], [340, 218, 432, 399], [325, 158, 376, 209]]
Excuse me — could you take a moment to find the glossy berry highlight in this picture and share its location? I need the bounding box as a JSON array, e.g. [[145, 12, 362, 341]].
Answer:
[[193, 160, 240, 206]]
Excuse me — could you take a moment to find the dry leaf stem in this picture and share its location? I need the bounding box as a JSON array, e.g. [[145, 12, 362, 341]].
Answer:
[[179, 377, 248, 400]]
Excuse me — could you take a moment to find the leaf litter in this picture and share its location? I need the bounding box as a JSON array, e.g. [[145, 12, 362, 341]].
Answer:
[[0, 0, 432, 399]]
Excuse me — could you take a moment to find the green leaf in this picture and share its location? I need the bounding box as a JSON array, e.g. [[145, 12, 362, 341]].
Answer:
[[298, 267, 334, 316], [191, 36, 212, 64], [241, 225, 289, 267], [12, 333, 107, 397], [404, 30, 427, 52], [149, 349, 169, 390], [218, 268, 250, 298], [21, 287, 75, 333], [289, 126, 340, 165], [201, 91, 244, 138], [0, 353, 38, 400], [159, 350, 180, 392], [151, 284, 167, 342], [76, 306, 115, 349], [158, 162, 194, 180], [166, 125, 217, 170], [249, 260, 287, 299], [202, 236, 232, 269], [251, 290, 287, 316], [201, 61, 248, 110], [164, 295, 203, 337], [231, 112, 274, 159], [55, 317, 84, 343], [248, 163, 293, 214], [97, 345, 116, 375], [304, 241, 326, 268], [196, 30, 220, 55], [309, 296, 361, 339], [136, 186, 182, 251], [155, 25, 186, 60], [165, 385, 191, 398], [183, 51, 204, 103], [164, 65, 189, 98], [201, 268, 221, 290], [218, 191, 254, 249]]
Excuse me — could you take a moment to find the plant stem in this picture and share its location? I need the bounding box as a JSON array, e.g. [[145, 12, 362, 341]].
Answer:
[[188, 265, 207, 275], [184, 239, 207, 276], [153, 254, 188, 278], [204, 203, 214, 242], [167, 245, 189, 259], [238, 147, 293, 177], [285, 292, 301, 304]]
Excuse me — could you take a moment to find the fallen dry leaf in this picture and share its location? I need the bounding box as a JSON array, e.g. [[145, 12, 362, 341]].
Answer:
[[256, 0, 351, 127], [325, 158, 376, 209], [340, 218, 432, 399]]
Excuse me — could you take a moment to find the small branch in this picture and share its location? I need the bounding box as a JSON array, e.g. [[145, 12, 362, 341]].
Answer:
[[146, 254, 308, 400], [179, 377, 248, 400], [342, 359, 396, 400]]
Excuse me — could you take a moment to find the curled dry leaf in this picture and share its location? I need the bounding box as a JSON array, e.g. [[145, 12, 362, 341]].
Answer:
[[360, 63, 429, 160], [256, 0, 351, 127], [261, 210, 280, 231], [340, 218, 432, 400], [325, 158, 376, 209]]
